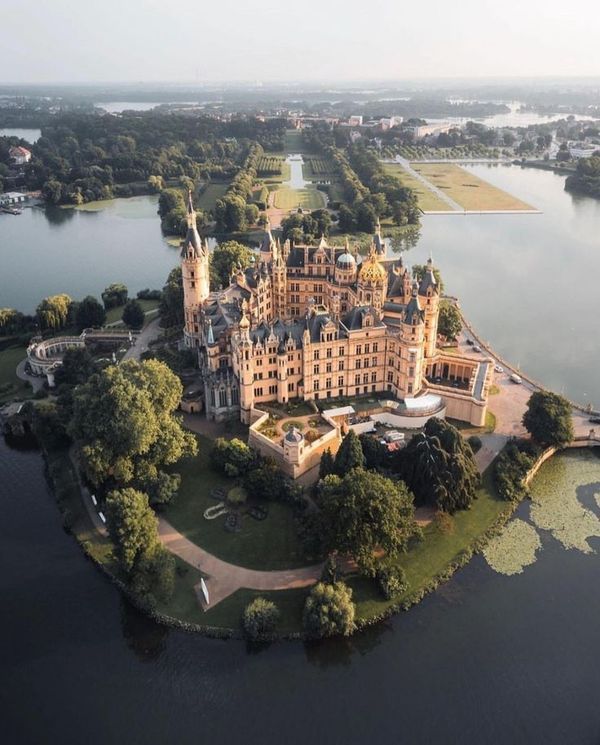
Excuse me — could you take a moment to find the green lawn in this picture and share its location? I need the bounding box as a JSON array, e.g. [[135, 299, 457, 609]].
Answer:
[[196, 182, 229, 212], [349, 467, 511, 621], [0, 343, 32, 404], [164, 434, 312, 571], [273, 187, 325, 211], [104, 298, 160, 326]]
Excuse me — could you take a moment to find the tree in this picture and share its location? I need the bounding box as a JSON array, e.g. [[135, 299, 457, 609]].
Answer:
[[319, 448, 335, 479], [438, 301, 462, 340], [53, 347, 95, 387], [122, 299, 145, 329], [130, 545, 175, 606], [318, 468, 417, 575], [399, 417, 480, 514], [359, 434, 389, 470], [76, 295, 106, 331], [376, 563, 408, 600], [210, 240, 254, 289], [159, 267, 184, 329], [302, 582, 355, 638], [36, 293, 72, 330], [102, 283, 128, 310], [242, 597, 280, 640], [105, 488, 159, 574], [522, 391, 574, 448], [243, 457, 281, 501], [147, 175, 164, 193], [68, 359, 197, 493], [212, 437, 255, 477], [334, 429, 365, 475]]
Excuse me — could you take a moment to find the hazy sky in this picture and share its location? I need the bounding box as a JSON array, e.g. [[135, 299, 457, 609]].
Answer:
[[2, 0, 599, 83]]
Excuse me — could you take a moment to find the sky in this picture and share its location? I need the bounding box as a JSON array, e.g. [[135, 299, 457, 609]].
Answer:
[[1, 0, 600, 84]]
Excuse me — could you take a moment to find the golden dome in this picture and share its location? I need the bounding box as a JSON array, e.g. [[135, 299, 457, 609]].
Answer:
[[358, 248, 386, 283]]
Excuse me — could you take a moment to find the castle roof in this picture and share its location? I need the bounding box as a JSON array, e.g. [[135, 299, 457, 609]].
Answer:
[[180, 190, 204, 259], [358, 247, 387, 282], [336, 252, 356, 268], [285, 426, 303, 443], [418, 259, 438, 296]]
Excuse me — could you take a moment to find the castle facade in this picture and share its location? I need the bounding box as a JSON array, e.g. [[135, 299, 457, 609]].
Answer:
[[180, 193, 491, 429]]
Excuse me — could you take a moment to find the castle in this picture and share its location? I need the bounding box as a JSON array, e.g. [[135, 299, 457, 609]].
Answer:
[[180, 192, 492, 440]]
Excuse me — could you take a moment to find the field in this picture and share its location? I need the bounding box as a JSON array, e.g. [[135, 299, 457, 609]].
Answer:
[[272, 186, 325, 211], [195, 182, 229, 212], [383, 163, 450, 212], [411, 163, 535, 211]]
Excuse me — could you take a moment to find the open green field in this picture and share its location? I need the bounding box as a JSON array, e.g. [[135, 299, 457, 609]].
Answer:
[[411, 163, 535, 211], [0, 343, 31, 404], [273, 187, 325, 211], [196, 182, 229, 212], [164, 434, 312, 571], [383, 163, 450, 212]]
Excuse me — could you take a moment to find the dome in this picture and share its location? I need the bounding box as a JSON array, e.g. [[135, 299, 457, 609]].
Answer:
[[336, 252, 356, 268], [239, 313, 250, 330], [358, 251, 387, 282], [285, 426, 303, 443]]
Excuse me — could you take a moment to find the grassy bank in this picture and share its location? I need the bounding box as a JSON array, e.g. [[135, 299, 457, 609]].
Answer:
[[0, 343, 32, 404]]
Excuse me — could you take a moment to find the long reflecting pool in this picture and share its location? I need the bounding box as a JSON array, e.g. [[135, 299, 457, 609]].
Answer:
[[3, 436, 600, 745]]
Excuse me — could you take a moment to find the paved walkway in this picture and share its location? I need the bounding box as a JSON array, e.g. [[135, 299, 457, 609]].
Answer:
[[15, 359, 45, 393], [122, 316, 163, 361], [158, 518, 323, 607]]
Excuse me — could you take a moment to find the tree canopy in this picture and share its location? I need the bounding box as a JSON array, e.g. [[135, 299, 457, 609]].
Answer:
[[333, 429, 366, 475], [76, 295, 106, 331], [522, 391, 574, 448], [438, 301, 462, 340], [105, 487, 159, 573], [318, 467, 417, 575], [399, 417, 480, 513], [68, 359, 197, 499], [302, 582, 355, 638], [210, 240, 254, 289], [122, 299, 145, 330]]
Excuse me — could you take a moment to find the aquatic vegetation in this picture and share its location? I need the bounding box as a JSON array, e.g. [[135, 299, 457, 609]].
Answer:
[[483, 519, 541, 575], [529, 451, 600, 553]]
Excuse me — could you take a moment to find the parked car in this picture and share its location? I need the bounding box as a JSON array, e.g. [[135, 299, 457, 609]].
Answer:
[[466, 339, 474, 346], [494, 365, 504, 373], [510, 373, 523, 384], [472, 345, 482, 353], [589, 416, 600, 424]]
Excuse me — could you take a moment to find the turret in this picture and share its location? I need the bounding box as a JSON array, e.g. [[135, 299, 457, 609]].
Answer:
[[418, 256, 440, 358], [181, 191, 210, 347], [400, 281, 425, 396], [237, 304, 254, 424], [259, 218, 276, 264]]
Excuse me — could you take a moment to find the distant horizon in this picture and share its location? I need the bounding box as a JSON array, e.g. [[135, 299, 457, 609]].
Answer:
[[2, 0, 599, 85]]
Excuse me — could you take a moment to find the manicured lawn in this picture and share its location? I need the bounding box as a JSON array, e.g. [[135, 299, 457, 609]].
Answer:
[[196, 182, 229, 212], [284, 129, 314, 155], [349, 467, 510, 621], [273, 187, 325, 211], [411, 163, 534, 211], [164, 434, 312, 571], [104, 298, 160, 326], [0, 343, 32, 404], [383, 163, 450, 212]]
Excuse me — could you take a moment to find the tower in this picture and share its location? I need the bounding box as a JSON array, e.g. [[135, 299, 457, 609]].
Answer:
[[418, 256, 440, 358], [181, 191, 210, 347], [237, 303, 255, 424], [357, 245, 388, 316]]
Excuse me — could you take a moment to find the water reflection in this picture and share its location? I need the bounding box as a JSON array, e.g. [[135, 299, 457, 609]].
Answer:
[[304, 621, 393, 669], [120, 599, 169, 662]]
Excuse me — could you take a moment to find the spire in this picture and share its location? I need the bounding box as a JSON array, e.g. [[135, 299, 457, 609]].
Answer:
[[206, 318, 215, 345], [180, 190, 203, 258]]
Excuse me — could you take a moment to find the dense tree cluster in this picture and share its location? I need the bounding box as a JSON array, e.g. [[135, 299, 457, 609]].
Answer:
[[566, 156, 600, 199], [397, 418, 480, 514], [20, 112, 285, 206], [159, 267, 184, 329], [215, 143, 263, 232], [522, 391, 574, 448], [210, 240, 255, 289], [317, 467, 417, 575], [68, 359, 197, 504], [438, 301, 462, 340], [494, 439, 539, 502], [280, 209, 332, 244]]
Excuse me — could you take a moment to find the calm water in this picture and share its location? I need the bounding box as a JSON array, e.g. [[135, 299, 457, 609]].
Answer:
[[3, 437, 600, 744], [405, 164, 600, 407], [0, 127, 41, 143], [0, 196, 178, 313]]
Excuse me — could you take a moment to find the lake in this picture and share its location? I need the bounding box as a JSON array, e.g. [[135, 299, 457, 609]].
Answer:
[[0, 196, 178, 313], [0, 127, 41, 143], [3, 435, 600, 745]]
